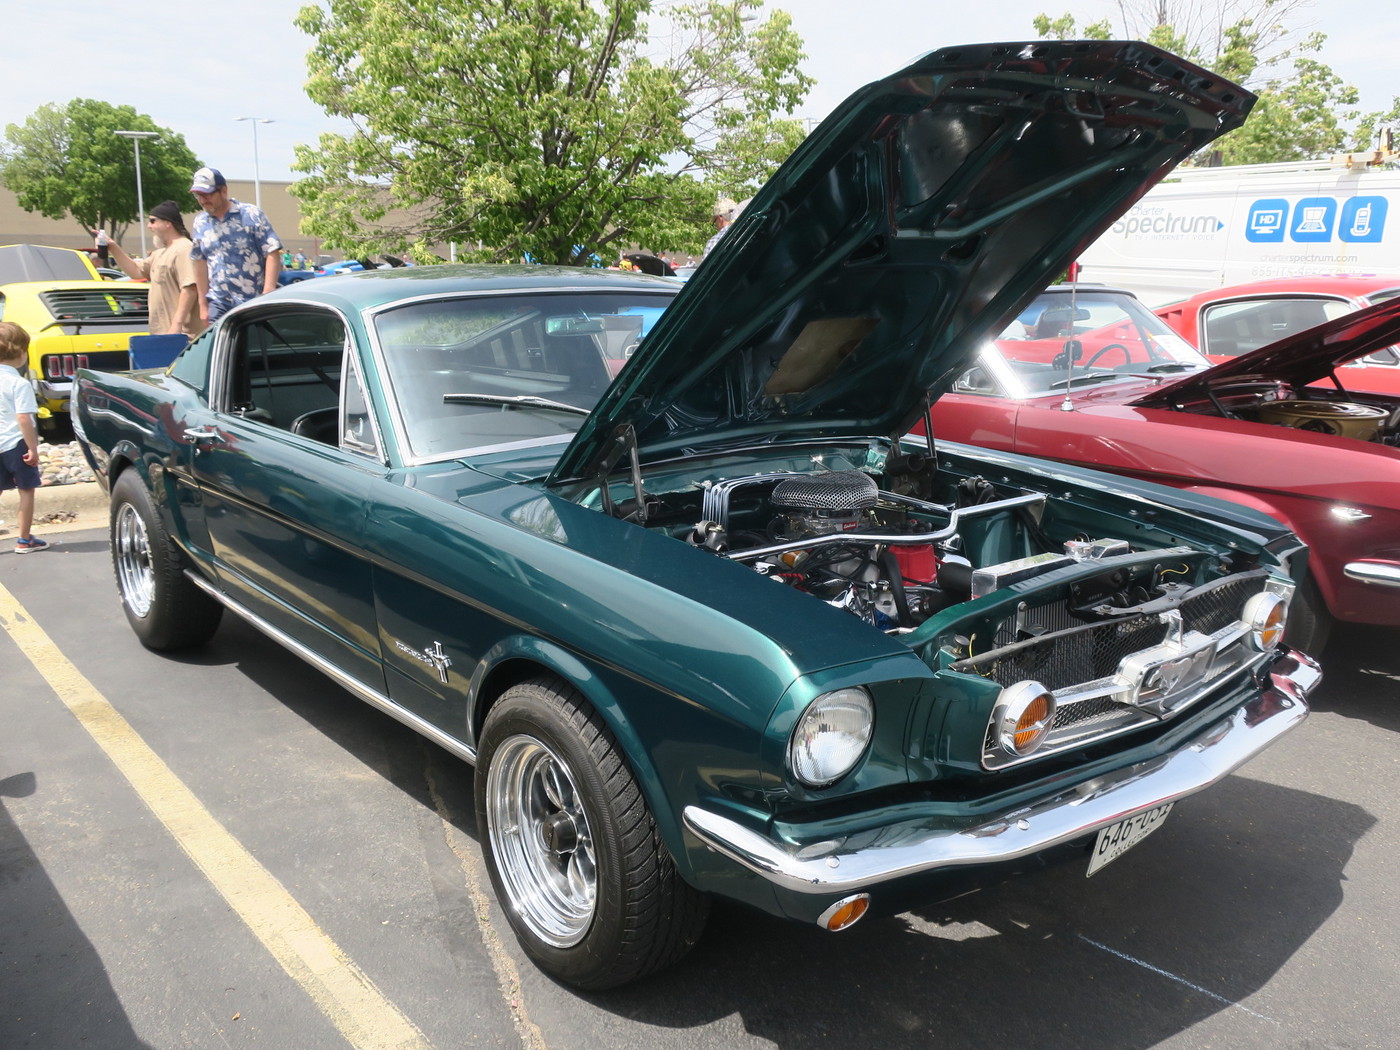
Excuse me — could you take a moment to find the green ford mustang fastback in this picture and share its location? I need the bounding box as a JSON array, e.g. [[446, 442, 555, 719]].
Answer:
[[74, 40, 1320, 989]]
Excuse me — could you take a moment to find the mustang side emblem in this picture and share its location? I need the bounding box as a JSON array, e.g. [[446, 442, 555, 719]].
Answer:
[[394, 639, 454, 684]]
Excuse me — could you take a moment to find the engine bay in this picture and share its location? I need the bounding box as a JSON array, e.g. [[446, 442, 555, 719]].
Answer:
[[635, 463, 1251, 636], [1177, 381, 1400, 445]]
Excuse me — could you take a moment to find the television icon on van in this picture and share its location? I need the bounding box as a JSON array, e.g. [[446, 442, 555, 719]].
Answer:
[[1246, 199, 1287, 241]]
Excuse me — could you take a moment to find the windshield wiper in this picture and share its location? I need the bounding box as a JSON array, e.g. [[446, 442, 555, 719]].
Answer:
[[1046, 372, 1122, 389], [443, 393, 590, 415]]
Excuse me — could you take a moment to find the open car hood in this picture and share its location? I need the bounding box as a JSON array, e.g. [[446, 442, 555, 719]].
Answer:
[[1134, 296, 1400, 407], [549, 40, 1253, 486]]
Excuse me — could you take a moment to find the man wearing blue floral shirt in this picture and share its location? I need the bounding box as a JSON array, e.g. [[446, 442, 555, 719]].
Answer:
[[188, 167, 283, 323]]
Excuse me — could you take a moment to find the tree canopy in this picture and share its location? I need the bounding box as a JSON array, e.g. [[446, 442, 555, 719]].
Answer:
[[1034, 1, 1395, 164], [0, 100, 201, 245], [291, 0, 811, 263]]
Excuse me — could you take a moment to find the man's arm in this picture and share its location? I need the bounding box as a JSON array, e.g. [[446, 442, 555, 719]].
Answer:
[[97, 231, 148, 280], [194, 258, 210, 324], [263, 251, 282, 295], [173, 284, 198, 335]]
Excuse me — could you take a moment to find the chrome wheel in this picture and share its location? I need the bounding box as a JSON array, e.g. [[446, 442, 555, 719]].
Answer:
[[486, 734, 597, 947], [114, 502, 155, 617]]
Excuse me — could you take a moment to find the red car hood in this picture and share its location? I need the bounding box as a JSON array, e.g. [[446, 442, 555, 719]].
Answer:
[[1136, 296, 1400, 406]]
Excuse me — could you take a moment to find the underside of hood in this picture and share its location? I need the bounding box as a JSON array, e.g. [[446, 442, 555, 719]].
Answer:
[[1135, 296, 1400, 406], [550, 40, 1254, 488]]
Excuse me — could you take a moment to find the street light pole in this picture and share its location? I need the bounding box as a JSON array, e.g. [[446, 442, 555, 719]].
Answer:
[[233, 117, 274, 209], [113, 130, 160, 255]]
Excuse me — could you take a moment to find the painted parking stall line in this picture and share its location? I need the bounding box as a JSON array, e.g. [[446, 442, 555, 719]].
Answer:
[[0, 582, 432, 1050]]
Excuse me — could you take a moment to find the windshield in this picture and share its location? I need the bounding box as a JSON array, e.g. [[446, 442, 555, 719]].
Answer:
[[970, 289, 1208, 398], [374, 291, 674, 459]]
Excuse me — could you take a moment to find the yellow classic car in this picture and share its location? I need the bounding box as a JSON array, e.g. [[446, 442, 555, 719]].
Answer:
[[0, 244, 150, 432]]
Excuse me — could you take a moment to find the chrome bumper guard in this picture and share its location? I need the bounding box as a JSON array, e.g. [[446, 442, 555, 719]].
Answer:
[[683, 649, 1319, 896]]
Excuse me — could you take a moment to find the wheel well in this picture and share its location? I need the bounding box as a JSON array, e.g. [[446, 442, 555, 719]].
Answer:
[[106, 451, 137, 490], [471, 658, 565, 744]]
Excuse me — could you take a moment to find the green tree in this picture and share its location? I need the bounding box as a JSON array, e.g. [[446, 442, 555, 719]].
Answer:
[[0, 100, 201, 246], [291, 0, 811, 263], [1034, 3, 1361, 164]]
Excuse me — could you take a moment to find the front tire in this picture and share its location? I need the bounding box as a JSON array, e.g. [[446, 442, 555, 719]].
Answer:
[[475, 678, 708, 989], [1284, 575, 1331, 656], [110, 469, 223, 651]]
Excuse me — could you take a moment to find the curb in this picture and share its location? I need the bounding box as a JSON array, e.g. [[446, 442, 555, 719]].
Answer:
[[0, 481, 108, 536]]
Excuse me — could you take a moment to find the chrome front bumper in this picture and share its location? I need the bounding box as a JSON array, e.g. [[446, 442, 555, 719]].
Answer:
[[683, 650, 1319, 896]]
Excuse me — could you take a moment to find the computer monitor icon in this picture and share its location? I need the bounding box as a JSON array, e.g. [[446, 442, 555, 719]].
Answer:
[[1250, 209, 1284, 235]]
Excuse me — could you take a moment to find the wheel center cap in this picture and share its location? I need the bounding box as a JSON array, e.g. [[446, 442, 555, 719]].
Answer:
[[539, 811, 578, 856]]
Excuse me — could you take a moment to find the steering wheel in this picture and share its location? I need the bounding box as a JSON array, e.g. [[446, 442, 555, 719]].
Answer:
[[1083, 343, 1133, 368]]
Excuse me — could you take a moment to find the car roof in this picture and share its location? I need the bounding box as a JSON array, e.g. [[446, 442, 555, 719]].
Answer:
[[249, 263, 680, 316], [0, 243, 100, 283], [1167, 273, 1400, 305]]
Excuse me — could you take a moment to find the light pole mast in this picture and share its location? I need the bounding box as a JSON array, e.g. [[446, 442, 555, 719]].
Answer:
[[113, 130, 160, 255], [233, 117, 275, 208]]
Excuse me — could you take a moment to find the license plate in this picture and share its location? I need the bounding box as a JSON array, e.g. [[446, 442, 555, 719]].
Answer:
[[1086, 802, 1174, 876]]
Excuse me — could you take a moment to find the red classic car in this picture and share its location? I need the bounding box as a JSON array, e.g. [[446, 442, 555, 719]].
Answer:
[[1154, 274, 1400, 392], [932, 284, 1400, 652]]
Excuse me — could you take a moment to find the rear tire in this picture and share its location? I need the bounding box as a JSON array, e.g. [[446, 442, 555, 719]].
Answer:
[[110, 470, 223, 651], [475, 678, 708, 989]]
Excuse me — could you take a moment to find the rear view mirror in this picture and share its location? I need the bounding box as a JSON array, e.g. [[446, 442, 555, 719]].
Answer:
[[546, 316, 605, 334]]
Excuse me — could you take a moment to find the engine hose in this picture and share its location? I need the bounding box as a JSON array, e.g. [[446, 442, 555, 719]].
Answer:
[[879, 549, 913, 627]]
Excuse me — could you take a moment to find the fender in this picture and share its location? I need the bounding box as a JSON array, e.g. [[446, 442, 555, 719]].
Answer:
[[467, 631, 719, 870], [1170, 483, 1336, 611]]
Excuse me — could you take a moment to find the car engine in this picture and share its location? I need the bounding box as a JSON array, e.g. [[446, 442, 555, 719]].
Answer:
[[683, 469, 1190, 633]]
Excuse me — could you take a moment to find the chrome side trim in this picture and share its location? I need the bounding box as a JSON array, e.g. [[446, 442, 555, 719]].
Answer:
[[683, 654, 1316, 896], [184, 571, 477, 765], [1343, 560, 1400, 588]]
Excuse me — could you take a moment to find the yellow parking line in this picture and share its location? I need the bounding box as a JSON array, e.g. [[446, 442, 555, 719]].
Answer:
[[0, 583, 432, 1050]]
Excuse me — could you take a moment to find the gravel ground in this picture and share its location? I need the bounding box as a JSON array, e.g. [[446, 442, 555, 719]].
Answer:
[[37, 439, 97, 486]]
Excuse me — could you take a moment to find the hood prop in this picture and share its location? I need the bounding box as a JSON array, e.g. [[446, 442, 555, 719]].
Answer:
[[592, 423, 656, 525]]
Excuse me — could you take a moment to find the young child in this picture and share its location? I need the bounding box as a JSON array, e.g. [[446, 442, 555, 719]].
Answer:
[[0, 321, 48, 554]]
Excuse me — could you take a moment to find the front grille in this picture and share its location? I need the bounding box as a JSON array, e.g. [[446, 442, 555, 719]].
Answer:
[[978, 614, 1169, 691], [955, 569, 1276, 770], [966, 571, 1269, 690]]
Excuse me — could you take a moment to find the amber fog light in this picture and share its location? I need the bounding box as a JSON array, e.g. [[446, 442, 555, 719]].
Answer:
[[994, 681, 1056, 757], [818, 894, 871, 932], [1242, 592, 1288, 651]]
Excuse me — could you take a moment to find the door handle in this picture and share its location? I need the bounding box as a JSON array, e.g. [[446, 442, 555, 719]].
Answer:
[[183, 426, 224, 444]]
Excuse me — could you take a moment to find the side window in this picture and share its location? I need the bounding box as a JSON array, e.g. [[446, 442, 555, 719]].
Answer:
[[340, 350, 381, 459], [168, 327, 217, 395], [1201, 297, 1339, 357], [222, 310, 346, 436]]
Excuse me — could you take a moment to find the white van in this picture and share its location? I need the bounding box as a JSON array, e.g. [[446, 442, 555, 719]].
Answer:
[[1076, 156, 1400, 305]]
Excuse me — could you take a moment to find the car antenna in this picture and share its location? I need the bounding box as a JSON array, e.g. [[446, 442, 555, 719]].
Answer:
[[1060, 260, 1082, 412]]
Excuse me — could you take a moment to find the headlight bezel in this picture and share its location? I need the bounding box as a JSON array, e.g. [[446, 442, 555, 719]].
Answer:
[[992, 680, 1056, 758], [787, 686, 875, 788], [1242, 590, 1289, 651]]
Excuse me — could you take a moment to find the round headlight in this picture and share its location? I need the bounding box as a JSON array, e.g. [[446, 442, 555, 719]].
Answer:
[[1243, 591, 1289, 651], [789, 687, 874, 787], [994, 681, 1056, 757]]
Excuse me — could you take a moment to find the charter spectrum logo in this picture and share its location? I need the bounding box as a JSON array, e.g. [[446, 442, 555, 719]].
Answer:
[[1109, 211, 1224, 237]]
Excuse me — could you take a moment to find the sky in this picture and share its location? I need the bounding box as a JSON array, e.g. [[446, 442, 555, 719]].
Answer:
[[5, 0, 1395, 185]]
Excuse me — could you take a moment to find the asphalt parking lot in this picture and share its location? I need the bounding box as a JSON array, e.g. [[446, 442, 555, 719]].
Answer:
[[2, 524, 1397, 1050]]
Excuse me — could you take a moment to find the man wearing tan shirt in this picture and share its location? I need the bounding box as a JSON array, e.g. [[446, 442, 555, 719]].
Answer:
[[99, 200, 206, 339]]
